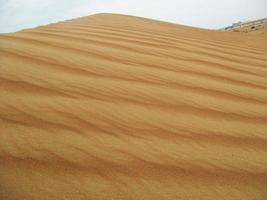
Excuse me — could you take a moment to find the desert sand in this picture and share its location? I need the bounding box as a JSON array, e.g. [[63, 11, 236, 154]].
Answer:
[[0, 13, 267, 200]]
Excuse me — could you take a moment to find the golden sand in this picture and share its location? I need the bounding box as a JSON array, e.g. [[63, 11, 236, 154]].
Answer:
[[1, 13, 267, 200]]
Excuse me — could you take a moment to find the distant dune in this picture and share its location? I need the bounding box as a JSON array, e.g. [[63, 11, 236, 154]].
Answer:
[[0, 13, 267, 200], [245, 26, 267, 36], [232, 24, 267, 36], [221, 18, 267, 36]]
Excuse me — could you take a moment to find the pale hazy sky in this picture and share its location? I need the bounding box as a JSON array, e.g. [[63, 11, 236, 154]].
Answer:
[[0, 0, 266, 33]]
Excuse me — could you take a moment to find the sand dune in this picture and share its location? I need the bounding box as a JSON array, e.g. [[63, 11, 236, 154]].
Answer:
[[1, 13, 267, 200], [232, 25, 267, 36], [247, 26, 267, 36]]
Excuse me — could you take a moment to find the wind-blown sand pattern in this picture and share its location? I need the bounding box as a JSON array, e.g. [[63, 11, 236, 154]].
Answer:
[[1, 13, 267, 200]]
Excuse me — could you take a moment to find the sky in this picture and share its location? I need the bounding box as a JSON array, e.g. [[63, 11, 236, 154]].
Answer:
[[0, 0, 266, 33]]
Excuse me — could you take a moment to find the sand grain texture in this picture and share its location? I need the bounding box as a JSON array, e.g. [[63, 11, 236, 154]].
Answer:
[[1, 13, 267, 200]]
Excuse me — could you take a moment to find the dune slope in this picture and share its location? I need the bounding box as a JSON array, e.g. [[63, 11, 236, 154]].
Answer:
[[0, 13, 267, 200]]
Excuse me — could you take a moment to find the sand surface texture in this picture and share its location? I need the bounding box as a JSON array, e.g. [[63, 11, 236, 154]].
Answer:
[[1, 13, 267, 200]]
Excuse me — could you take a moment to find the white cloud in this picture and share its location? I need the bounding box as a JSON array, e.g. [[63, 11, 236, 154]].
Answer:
[[0, 0, 266, 33]]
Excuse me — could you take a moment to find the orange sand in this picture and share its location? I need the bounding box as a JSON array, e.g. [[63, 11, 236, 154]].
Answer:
[[1, 13, 267, 200]]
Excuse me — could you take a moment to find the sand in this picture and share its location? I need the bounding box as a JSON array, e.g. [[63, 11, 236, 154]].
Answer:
[[0, 13, 267, 200]]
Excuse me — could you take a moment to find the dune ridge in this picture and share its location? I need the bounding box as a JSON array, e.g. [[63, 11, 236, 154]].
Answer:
[[0, 13, 267, 200]]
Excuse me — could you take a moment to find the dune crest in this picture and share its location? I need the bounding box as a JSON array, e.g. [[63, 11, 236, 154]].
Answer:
[[1, 13, 267, 200]]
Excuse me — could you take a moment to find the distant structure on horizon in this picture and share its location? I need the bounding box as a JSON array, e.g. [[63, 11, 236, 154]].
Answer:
[[221, 17, 267, 31]]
